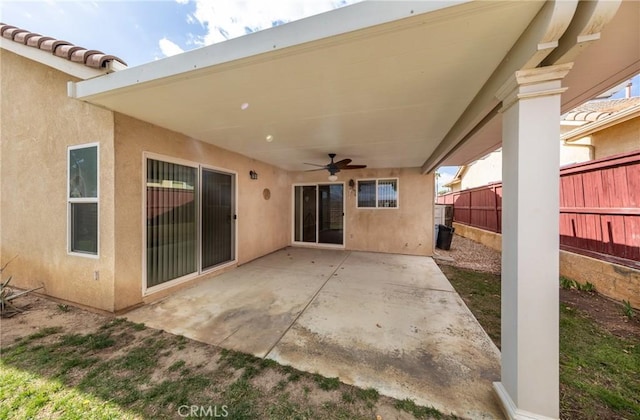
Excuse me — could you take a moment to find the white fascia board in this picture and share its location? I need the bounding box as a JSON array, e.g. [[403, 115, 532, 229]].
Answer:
[[69, 0, 469, 100], [0, 38, 107, 80], [562, 105, 640, 142]]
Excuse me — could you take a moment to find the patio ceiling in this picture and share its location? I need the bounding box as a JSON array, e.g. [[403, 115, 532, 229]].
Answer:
[[69, 0, 637, 173]]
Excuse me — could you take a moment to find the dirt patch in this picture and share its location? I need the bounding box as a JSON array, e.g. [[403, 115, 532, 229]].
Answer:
[[1, 294, 108, 346], [438, 234, 640, 341], [560, 288, 640, 340]]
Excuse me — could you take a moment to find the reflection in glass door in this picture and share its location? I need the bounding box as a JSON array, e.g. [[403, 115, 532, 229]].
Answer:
[[294, 184, 343, 245], [201, 169, 234, 270], [146, 158, 235, 291]]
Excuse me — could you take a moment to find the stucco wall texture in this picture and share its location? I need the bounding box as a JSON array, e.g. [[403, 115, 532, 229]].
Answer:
[[292, 168, 434, 257], [112, 114, 293, 311], [1, 50, 117, 311], [1, 51, 436, 312], [591, 116, 640, 160]]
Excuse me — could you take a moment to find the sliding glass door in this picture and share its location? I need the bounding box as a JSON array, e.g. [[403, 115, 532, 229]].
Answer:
[[146, 158, 235, 290], [146, 160, 198, 288], [201, 169, 234, 270], [294, 184, 344, 246]]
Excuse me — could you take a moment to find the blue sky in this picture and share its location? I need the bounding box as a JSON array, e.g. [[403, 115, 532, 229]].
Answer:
[[0, 0, 361, 67]]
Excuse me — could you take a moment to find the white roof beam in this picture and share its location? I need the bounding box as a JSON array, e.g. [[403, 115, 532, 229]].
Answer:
[[421, 0, 580, 174], [542, 0, 622, 66]]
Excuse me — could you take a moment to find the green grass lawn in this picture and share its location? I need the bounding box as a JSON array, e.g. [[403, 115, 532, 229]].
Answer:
[[440, 264, 640, 420]]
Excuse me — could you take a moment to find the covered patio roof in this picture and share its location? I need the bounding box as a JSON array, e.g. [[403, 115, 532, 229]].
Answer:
[[68, 1, 638, 172]]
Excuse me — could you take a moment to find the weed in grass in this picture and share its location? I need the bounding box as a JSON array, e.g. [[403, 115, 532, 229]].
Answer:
[[267, 393, 314, 419], [59, 356, 99, 374], [320, 401, 363, 419], [219, 348, 270, 379], [241, 365, 260, 380], [131, 322, 146, 331], [220, 348, 257, 369], [60, 332, 115, 350], [394, 398, 443, 419], [341, 391, 355, 404], [57, 304, 70, 312], [222, 379, 260, 420], [560, 276, 576, 290], [99, 317, 128, 330], [116, 346, 158, 372], [622, 300, 634, 319], [259, 358, 278, 369], [275, 379, 288, 391], [313, 373, 340, 390], [576, 281, 596, 292], [167, 360, 186, 372], [282, 365, 302, 382], [26, 326, 63, 341], [355, 387, 380, 404]]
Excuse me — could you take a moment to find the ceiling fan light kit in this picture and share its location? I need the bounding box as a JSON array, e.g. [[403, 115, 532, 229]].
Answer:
[[304, 153, 367, 182]]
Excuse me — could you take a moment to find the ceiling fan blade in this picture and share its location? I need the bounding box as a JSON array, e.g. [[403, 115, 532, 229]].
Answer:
[[303, 162, 328, 168], [342, 165, 367, 170], [334, 159, 352, 168], [305, 168, 328, 172]]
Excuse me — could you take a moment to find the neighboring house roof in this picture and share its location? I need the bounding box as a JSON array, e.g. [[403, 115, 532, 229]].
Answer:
[[562, 97, 640, 142], [442, 166, 466, 188], [562, 97, 640, 122], [0, 23, 127, 78]]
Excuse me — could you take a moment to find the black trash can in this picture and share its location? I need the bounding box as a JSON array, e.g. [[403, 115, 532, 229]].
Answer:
[[436, 224, 455, 250]]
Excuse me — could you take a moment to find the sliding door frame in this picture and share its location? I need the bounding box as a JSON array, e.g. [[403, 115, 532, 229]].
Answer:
[[199, 163, 238, 275], [142, 153, 237, 296], [291, 182, 345, 249]]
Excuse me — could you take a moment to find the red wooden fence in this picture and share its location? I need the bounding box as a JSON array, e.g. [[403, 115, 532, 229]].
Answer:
[[437, 150, 640, 269]]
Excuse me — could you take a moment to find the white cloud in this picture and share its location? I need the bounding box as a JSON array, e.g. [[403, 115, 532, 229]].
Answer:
[[436, 166, 458, 191], [175, 0, 189, 4], [188, 0, 361, 46], [159, 37, 185, 57]]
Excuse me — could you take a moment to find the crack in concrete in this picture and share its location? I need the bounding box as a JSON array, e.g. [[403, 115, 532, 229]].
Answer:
[[263, 251, 352, 359]]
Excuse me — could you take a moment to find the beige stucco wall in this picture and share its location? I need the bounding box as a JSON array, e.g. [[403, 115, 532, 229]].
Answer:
[[291, 168, 434, 256], [591, 115, 640, 159], [460, 150, 502, 190], [0, 50, 116, 311], [112, 114, 291, 311], [559, 139, 592, 166]]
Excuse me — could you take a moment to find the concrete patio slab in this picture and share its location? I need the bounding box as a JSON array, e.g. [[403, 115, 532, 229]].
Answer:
[[125, 247, 347, 356], [123, 247, 502, 419]]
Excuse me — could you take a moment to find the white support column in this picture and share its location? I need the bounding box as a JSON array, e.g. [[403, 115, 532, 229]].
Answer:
[[493, 63, 573, 420]]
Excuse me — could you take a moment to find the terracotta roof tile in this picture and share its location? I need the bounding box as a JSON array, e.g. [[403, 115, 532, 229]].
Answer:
[[26, 35, 54, 48], [563, 97, 640, 122], [13, 31, 39, 44], [0, 22, 127, 70]]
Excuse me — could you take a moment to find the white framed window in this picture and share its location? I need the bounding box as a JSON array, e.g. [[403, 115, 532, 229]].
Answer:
[[357, 178, 398, 208], [68, 143, 99, 256]]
